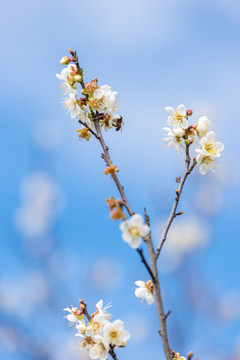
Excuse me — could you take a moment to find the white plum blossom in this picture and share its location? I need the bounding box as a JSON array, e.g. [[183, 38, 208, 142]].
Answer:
[[163, 127, 185, 153], [195, 131, 224, 158], [89, 336, 109, 360], [64, 90, 81, 119], [93, 85, 118, 114], [196, 116, 211, 137], [64, 306, 84, 326], [120, 214, 150, 249], [195, 154, 216, 175], [135, 280, 155, 305], [165, 104, 188, 129], [56, 64, 77, 95], [103, 320, 130, 347]]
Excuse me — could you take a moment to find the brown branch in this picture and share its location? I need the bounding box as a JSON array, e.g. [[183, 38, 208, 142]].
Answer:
[[93, 118, 134, 217], [155, 152, 197, 259], [109, 346, 119, 360]]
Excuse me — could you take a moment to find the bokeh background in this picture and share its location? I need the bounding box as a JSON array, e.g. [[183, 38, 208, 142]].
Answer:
[[0, 0, 240, 359]]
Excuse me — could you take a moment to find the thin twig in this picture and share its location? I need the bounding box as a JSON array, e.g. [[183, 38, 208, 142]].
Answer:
[[93, 118, 134, 217], [109, 346, 119, 360], [155, 154, 197, 259], [137, 248, 155, 279]]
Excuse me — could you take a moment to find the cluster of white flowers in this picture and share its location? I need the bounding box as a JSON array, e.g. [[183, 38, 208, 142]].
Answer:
[[64, 300, 130, 360], [163, 104, 224, 174], [56, 61, 121, 133]]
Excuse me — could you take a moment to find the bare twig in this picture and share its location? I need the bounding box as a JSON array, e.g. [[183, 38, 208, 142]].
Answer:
[[155, 154, 197, 259], [109, 346, 119, 360]]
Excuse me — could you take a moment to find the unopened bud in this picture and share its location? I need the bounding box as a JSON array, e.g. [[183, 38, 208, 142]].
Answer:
[[69, 48, 73, 54], [185, 139, 191, 146], [79, 299, 84, 303], [80, 304, 85, 310], [187, 109, 193, 116], [60, 56, 70, 65], [176, 189, 179, 195], [74, 74, 82, 83]]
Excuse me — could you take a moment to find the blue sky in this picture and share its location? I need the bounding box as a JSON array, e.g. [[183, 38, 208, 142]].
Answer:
[[0, 1, 240, 359]]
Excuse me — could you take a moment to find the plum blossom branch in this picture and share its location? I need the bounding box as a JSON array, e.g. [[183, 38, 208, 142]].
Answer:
[[57, 52, 224, 360]]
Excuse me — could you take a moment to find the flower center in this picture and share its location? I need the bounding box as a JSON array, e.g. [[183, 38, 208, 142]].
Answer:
[[205, 142, 217, 155], [129, 226, 140, 237], [109, 330, 118, 338]]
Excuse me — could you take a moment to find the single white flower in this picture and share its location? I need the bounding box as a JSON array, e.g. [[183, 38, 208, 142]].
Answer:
[[56, 64, 77, 95], [103, 320, 130, 347], [196, 154, 216, 175], [64, 90, 81, 119], [163, 127, 185, 153], [93, 85, 118, 114], [63, 306, 84, 326], [135, 280, 155, 305], [195, 131, 224, 158], [120, 214, 150, 249], [196, 116, 211, 137], [89, 336, 109, 360], [165, 104, 188, 129]]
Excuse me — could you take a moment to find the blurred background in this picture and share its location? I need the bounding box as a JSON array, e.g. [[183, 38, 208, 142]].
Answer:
[[0, 0, 239, 359]]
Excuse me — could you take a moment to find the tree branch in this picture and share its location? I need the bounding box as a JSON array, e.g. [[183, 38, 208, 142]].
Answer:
[[155, 151, 197, 259]]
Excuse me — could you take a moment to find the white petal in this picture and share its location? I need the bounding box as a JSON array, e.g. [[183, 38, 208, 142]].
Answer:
[[177, 104, 186, 116], [135, 280, 145, 287], [131, 214, 143, 226], [140, 224, 150, 237]]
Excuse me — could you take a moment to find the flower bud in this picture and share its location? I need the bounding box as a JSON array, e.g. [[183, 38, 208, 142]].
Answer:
[[60, 56, 70, 65], [187, 109, 193, 116], [74, 74, 82, 83]]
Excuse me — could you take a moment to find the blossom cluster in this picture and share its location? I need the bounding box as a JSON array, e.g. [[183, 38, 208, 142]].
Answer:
[[56, 54, 122, 138], [64, 299, 130, 360], [163, 104, 224, 174]]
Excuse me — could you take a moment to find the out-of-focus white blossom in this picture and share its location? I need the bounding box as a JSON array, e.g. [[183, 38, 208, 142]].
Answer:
[[135, 280, 154, 305], [196, 116, 211, 137], [120, 214, 150, 249], [165, 104, 188, 129], [103, 320, 130, 347], [163, 127, 185, 153], [15, 173, 64, 239]]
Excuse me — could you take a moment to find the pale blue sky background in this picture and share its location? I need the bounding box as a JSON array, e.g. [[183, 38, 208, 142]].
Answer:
[[0, 1, 240, 359]]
